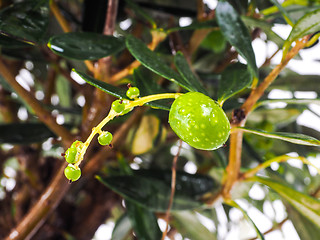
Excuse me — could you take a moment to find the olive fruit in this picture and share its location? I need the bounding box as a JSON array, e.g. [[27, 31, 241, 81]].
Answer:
[[126, 87, 140, 99], [64, 140, 83, 164], [169, 92, 230, 150], [65, 146, 77, 164], [64, 164, 81, 182], [112, 99, 125, 113], [98, 131, 113, 145]]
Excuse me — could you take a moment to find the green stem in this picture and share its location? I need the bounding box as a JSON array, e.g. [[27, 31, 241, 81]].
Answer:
[[74, 93, 182, 167]]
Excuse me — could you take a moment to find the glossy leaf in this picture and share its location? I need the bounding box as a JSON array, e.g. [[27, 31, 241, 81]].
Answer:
[[0, 123, 57, 144], [126, 35, 195, 92], [72, 70, 127, 99], [216, 1, 258, 77], [48, 32, 125, 60], [133, 68, 171, 110], [255, 176, 320, 228], [126, 201, 162, 240], [283, 8, 320, 53], [172, 211, 218, 240], [97, 170, 217, 212], [174, 52, 207, 94], [240, 127, 320, 146], [218, 63, 252, 104], [0, 0, 49, 44], [226, 200, 265, 240]]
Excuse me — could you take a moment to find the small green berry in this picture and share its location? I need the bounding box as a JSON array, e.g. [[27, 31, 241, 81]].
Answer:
[[112, 99, 125, 113], [126, 87, 140, 99], [64, 164, 81, 182], [169, 92, 230, 150], [65, 147, 77, 164], [98, 131, 113, 145]]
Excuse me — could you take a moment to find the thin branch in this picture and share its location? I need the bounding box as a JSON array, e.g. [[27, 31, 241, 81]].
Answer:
[[161, 140, 182, 240], [50, 0, 71, 32], [0, 58, 73, 145]]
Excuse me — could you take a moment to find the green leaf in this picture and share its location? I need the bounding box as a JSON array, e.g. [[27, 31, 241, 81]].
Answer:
[[240, 127, 320, 146], [172, 211, 218, 240], [167, 19, 217, 33], [133, 68, 171, 111], [112, 214, 132, 240], [216, 1, 258, 77], [174, 52, 207, 94], [241, 16, 284, 48], [96, 170, 218, 212], [201, 29, 227, 53], [283, 8, 320, 54], [73, 69, 171, 111], [0, 34, 32, 48], [72, 70, 127, 99], [126, 201, 162, 240], [125, 35, 195, 92], [217, 63, 252, 104], [255, 176, 320, 228], [0, 123, 57, 144], [269, 0, 294, 25], [226, 200, 265, 240], [257, 98, 320, 108], [48, 32, 125, 60], [125, 0, 156, 29], [0, 0, 49, 44], [287, 204, 320, 240]]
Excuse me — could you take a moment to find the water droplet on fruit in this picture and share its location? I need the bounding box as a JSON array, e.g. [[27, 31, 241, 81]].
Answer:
[[200, 124, 206, 129], [179, 108, 186, 115], [193, 137, 199, 142], [189, 120, 195, 126]]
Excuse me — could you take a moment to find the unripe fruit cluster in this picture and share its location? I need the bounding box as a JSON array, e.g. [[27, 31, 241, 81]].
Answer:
[[169, 92, 230, 150]]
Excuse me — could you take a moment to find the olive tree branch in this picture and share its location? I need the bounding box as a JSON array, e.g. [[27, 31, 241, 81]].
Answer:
[[0, 58, 74, 145], [221, 36, 309, 198], [161, 139, 182, 240]]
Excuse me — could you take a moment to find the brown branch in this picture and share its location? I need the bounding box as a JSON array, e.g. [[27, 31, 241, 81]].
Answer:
[[161, 140, 182, 240], [221, 36, 309, 198], [0, 58, 73, 145], [5, 162, 70, 240], [242, 36, 309, 115]]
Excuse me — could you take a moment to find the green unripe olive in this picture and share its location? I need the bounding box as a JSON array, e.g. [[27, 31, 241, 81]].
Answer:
[[65, 147, 77, 164], [112, 99, 125, 113], [64, 164, 81, 182], [64, 140, 83, 164], [98, 131, 113, 145], [126, 87, 140, 99], [169, 92, 230, 150]]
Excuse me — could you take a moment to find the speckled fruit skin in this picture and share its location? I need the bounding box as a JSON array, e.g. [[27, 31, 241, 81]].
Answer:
[[169, 92, 230, 150]]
